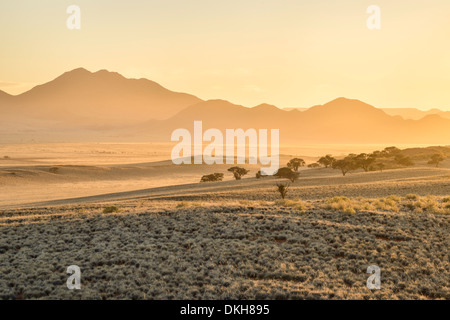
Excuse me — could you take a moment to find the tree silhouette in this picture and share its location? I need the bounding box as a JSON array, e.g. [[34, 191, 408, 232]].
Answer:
[[376, 162, 385, 172], [228, 167, 249, 180], [318, 155, 336, 168], [200, 173, 224, 182], [276, 183, 289, 199], [332, 156, 359, 176], [256, 170, 269, 179], [394, 154, 414, 166], [287, 158, 305, 171], [428, 154, 445, 167], [274, 167, 300, 182], [355, 153, 376, 172], [382, 146, 401, 157]]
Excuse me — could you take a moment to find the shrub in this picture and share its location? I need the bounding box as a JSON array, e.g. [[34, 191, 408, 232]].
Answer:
[[200, 173, 224, 182], [255, 170, 269, 179], [49, 167, 59, 174], [276, 183, 289, 199], [307, 163, 321, 168], [176, 202, 189, 208], [103, 206, 120, 214], [274, 199, 310, 212]]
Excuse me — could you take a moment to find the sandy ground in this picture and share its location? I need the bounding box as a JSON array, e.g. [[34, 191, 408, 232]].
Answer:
[[0, 143, 449, 300]]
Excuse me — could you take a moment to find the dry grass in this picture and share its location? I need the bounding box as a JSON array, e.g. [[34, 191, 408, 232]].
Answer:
[[0, 196, 448, 300]]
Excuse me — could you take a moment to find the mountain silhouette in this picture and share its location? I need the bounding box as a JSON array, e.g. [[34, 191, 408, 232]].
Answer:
[[1, 69, 450, 144], [4, 68, 202, 124]]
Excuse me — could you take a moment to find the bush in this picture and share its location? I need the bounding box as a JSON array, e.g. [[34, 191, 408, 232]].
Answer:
[[307, 163, 321, 168], [256, 170, 269, 179], [49, 167, 59, 174], [276, 183, 289, 199], [103, 206, 120, 214], [200, 173, 224, 182], [274, 199, 310, 212], [228, 167, 249, 180]]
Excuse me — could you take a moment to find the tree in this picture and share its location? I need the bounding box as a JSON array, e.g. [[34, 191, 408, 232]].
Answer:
[[394, 154, 414, 166], [318, 155, 336, 168], [376, 162, 385, 172], [276, 183, 289, 199], [332, 156, 359, 176], [200, 173, 224, 182], [307, 163, 321, 168], [274, 167, 300, 182], [228, 167, 249, 180], [355, 153, 376, 172], [287, 158, 305, 171], [428, 154, 445, 167], [382, 146, 401, 157]]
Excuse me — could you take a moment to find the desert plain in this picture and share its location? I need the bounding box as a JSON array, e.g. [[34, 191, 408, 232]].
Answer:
[[0, 142, 449, 300]]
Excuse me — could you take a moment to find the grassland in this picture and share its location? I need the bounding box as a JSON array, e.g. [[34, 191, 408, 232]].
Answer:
[[0, 144, 449, 300]]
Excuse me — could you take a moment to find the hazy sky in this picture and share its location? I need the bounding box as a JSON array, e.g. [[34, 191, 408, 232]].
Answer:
[[1, 0, 450, 110]]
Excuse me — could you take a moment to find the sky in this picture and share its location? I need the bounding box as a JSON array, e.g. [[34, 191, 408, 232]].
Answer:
[[1, 0, 450, 110]]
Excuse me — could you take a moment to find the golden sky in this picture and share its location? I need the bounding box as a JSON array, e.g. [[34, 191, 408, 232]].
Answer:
[[1, 0, 450, 110]]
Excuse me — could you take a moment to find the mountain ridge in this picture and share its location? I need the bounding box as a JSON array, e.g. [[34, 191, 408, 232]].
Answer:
[[1, 68, 450, 144]]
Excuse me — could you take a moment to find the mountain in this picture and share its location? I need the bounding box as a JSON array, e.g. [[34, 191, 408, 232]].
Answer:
[[1, 69, 450, 144], [2, 68, 202, 124], [284, 105, 450, 120], [0, 90, 11, 98], [138, 97, 450, 144], [381, 108, 450, 120]]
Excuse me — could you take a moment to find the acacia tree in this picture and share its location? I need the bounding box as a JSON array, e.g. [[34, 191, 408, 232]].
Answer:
[[274, 167, 300, 182], [355, 153, 376, 172], [287, 158, 305, 171], [428, 154, 445, 167], [318, 155, 336, 168], [332, 156, 359, 176], [228, 167, 249, 180], [394, 154, 414, 166], [376, 162, 385, 172], [382, 146, 401, 157]]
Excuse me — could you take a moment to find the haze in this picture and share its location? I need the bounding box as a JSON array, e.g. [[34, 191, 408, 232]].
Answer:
[[1, 0, 450, 110]]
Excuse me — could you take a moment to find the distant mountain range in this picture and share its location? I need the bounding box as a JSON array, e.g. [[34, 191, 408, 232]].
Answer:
[[284, 107, 450, 120], [1, 68, 450, 144]]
